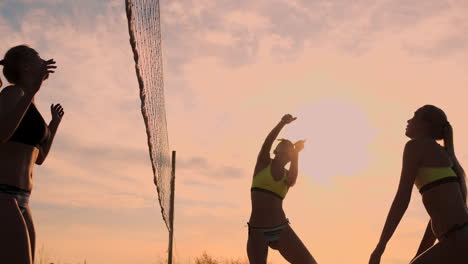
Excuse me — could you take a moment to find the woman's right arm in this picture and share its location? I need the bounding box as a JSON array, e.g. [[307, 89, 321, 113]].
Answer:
[[0, 87, 35, 143], [0, 57, 55, 143]]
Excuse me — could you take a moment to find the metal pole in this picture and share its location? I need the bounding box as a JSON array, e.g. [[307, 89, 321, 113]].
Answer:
[[168, 150, 176, 264]]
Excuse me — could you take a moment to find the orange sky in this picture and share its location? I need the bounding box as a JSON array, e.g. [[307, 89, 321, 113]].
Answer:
[[1, 0, 468, 263]]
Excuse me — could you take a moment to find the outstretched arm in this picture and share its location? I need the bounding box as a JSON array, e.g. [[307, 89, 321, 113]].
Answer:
[[36, 104, 64, 165], [255, 114, 296, 168], [369, 140, 421, 264]]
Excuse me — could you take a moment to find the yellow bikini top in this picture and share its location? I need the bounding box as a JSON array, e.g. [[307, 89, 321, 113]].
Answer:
[[251, 161, 289, 200], [415, 167, 458, 193]]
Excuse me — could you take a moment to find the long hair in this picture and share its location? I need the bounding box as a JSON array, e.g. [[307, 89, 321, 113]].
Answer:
[[421, 105, 467, 202], [444, 122, 467, 202]]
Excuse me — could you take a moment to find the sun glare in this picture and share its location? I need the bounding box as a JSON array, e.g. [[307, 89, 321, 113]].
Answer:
[[285, 97, 376, 184]]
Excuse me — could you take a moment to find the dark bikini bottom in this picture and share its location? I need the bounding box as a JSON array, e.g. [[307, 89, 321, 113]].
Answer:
[[248, 219, 290, 244], [441, 221, 468, 240], [0, 184, 30, 214]]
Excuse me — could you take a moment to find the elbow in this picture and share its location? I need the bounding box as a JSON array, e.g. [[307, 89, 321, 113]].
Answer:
[[287, 175, 297, 187]]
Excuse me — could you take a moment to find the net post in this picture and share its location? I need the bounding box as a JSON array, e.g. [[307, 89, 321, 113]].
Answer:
[[168, 150, 176, 264]]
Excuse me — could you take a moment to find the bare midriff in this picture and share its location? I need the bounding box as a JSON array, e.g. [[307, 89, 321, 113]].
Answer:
[[0, 141, 38, 191], [249, 191, 287, 227], [422, 182, 468, 239]]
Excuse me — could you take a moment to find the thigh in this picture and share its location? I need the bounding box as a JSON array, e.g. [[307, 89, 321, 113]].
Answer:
[[247, 228, 269, 264], [23, 206, 36, 261], [411, 232, 468, 264], [0, 194, 32, 264], [273, 225, 317, 264]]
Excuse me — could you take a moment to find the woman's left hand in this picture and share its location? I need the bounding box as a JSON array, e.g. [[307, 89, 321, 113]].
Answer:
[[294, 139, 306, 152], [51, 103, 64, 123]]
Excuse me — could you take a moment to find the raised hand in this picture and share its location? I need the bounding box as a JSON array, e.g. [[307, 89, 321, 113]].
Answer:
[[22, 58, 57, 95], [294, 139, 306, 152], [42, 59, 57, 81], [281, 114, 297, 125], [51, 103, 64, 123]]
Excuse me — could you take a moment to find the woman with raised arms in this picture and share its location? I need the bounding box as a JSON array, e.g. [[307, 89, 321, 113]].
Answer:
[[0, 45, 64, 264], [247, 114, 317, 264]]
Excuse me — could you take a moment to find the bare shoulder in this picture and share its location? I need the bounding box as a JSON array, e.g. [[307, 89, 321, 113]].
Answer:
[[403, 139, 425, 158], [0, 85, 24, 102], [0, 86, 24, 111], [404, 138, 433, 164], [405, 138, 429, 150], [1, 85, 23, 96]]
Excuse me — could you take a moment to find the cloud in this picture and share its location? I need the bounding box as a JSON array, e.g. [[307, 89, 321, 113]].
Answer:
[[178, 156, 245, 179], [3, 1, 468, 263], [182, 179, 219, 188], [178, 156, 210, 170], [178, 197, 238, 209], [161, 0, 468, 66], [0, 0, 159, 210]]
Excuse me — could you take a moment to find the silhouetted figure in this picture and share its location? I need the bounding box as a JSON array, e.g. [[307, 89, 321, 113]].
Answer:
[[0, 45, 63, 264], [370, 105, 468, 264], [247, 114, 317, 264]]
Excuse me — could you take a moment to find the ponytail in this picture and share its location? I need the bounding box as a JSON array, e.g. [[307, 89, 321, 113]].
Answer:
[[444, 122, 468, 203], [443, 122, 454, 155]]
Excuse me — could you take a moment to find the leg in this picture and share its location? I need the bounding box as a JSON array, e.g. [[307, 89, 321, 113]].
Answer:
[[23, 206, 36, 262], [247, 228, 269, 264], [0, 194, 33, 264], [411, 231, 468, 264], [270, 225, 317, 264]]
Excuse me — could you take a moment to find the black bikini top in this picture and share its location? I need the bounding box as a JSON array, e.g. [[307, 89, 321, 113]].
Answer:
[[9, 103, 48, 147]]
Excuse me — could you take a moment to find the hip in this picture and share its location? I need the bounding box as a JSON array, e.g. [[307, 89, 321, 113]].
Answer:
[[0, 184, 31, 214], [249, 208, 287, 227]]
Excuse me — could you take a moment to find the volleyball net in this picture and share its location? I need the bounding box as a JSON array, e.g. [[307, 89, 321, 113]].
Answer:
[[125, 0, 173, 232]]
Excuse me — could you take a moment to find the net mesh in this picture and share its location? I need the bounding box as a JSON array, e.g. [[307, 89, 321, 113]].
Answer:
[[125, 0, 172, 231]]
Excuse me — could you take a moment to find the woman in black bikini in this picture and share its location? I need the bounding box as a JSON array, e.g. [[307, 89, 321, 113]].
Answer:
[[247, 114, 317, 264], [0, 45, 64, 263], [370, 105, 468, 264]]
